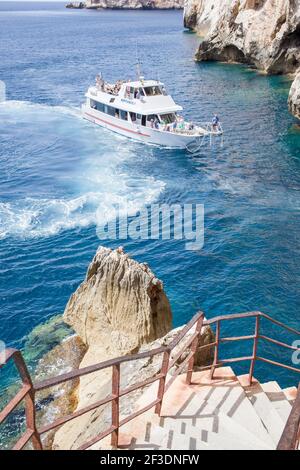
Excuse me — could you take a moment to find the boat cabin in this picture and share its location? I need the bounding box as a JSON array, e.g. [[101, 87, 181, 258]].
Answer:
[[86, 77, 183, 131]]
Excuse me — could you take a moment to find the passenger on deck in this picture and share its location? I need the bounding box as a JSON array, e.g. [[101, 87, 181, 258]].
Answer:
[[96, 74, 104, 91], [154, 117, 160, 129], [212, 114, 220, 131]]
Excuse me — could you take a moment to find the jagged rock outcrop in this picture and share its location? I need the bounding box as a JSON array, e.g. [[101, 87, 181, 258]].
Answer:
[[86, 0, 183, 9], [184, 0, 300, 74], [64, 246, 172, 359], [289, 70, 300, 119], [51, 246, 213, 449]]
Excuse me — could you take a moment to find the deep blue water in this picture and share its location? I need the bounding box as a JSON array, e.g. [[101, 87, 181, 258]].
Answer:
[[0, 2, 300, 391]]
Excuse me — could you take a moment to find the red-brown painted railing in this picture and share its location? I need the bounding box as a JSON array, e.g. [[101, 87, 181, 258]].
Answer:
[[277, 383, 300, 450], [1, 310, 300, 450]]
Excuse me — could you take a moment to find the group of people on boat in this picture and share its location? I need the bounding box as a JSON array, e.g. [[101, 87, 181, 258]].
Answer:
[[95, 75, 124, 95], [155, 115, 221, 134], [150, 115, 195, 133]]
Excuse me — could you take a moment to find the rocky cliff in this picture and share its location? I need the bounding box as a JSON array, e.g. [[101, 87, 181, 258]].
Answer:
[[51, 246, 213, 449], [86, 0, 183, 8], [184, 0, 300, 119], [289, 70, 300, 119]]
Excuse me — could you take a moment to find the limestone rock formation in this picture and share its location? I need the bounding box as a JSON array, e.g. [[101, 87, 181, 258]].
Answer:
[[86, 0, 183, 9], [52, 246, 172, 449], [51, 246, 213, 449], [184, 0, 300, 74], [288, 70, 300, 119], [63, 246, 172, 358]]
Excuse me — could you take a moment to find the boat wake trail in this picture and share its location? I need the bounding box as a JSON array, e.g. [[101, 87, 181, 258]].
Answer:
[[0, 100, 165, 239]]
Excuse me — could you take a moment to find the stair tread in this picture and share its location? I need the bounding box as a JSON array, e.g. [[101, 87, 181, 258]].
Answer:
[[282, 386, 298, 403], [171, 377, 275, 446], [238, 375, 286, 444], [156, 413, 274, 450], [98, 369, 297, 451], [134, 420, 272, 450], [260, 381, 292, 422]]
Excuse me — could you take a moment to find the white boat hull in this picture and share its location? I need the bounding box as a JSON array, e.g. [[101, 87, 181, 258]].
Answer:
[[82, 104, 207, 149]]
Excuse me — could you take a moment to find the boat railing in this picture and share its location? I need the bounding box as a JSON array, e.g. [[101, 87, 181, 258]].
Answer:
[[157, 121, 223, 136]]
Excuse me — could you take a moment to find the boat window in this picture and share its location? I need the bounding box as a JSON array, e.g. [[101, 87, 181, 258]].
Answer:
[[120, 110, 127, 120], [130, 112, 136, 122], [114, 109, 120, 118], [105, 105, 115, 116], [96, 102, 104, 112], [143, 86, 162, 96], [147, 114, 157, 121], [90, 99, 105, 112], [146, 114, 158, 127], [141, 115, 146, 127], [159, 113, 176, 124]]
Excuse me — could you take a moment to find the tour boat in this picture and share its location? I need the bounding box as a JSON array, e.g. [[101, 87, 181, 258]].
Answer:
[[82, 74, 223, 149]]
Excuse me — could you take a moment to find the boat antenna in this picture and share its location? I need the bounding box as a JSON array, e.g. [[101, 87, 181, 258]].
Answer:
[[135, 42, 143, 81]]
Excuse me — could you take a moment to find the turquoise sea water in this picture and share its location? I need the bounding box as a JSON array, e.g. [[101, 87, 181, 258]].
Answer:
[[0, 1, 300, 398]]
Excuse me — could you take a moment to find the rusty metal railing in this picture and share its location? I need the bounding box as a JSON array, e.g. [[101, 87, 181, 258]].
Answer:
[[277, 383, 300, 450], [1, 310, 300, 450]]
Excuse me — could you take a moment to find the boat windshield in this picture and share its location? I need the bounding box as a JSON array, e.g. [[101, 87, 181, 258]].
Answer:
[[143, 86, 163, 96], [159, 113, 176, 124]]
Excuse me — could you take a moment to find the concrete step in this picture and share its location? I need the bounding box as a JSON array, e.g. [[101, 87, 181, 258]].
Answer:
[[282, 386, 298, 404], [260, 381, 292, 422], [99, 368, 295, 451], [133, 418, 272, 450], [172, 375, 275, 446], [156, 413, 274, 450], [238, 375, 287, 445], [134, 367, 274, 447]]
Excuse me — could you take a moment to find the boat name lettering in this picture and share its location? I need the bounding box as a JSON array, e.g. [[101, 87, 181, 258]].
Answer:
[[121, 99, 135, 105]]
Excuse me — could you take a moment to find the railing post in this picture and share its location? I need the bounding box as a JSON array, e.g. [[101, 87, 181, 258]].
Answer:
[[210, 320, 220, 380], [14, 351, 42, 450], [249, 315, 260, 385], [111, 363, 120, 448], [155, 349, 170, 416], [186, 315, 204, 385]]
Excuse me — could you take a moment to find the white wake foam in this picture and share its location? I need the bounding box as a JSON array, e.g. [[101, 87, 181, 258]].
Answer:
[[0, 100, 165, 239]]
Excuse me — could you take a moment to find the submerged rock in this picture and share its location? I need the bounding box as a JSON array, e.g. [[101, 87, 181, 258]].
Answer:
[[184, 0, 300, 74], [288, 70, 300, 120], [24, 314, 73, 366]]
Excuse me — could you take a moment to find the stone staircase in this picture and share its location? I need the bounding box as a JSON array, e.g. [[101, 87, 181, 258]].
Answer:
[[97, 367, 298, 450]]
